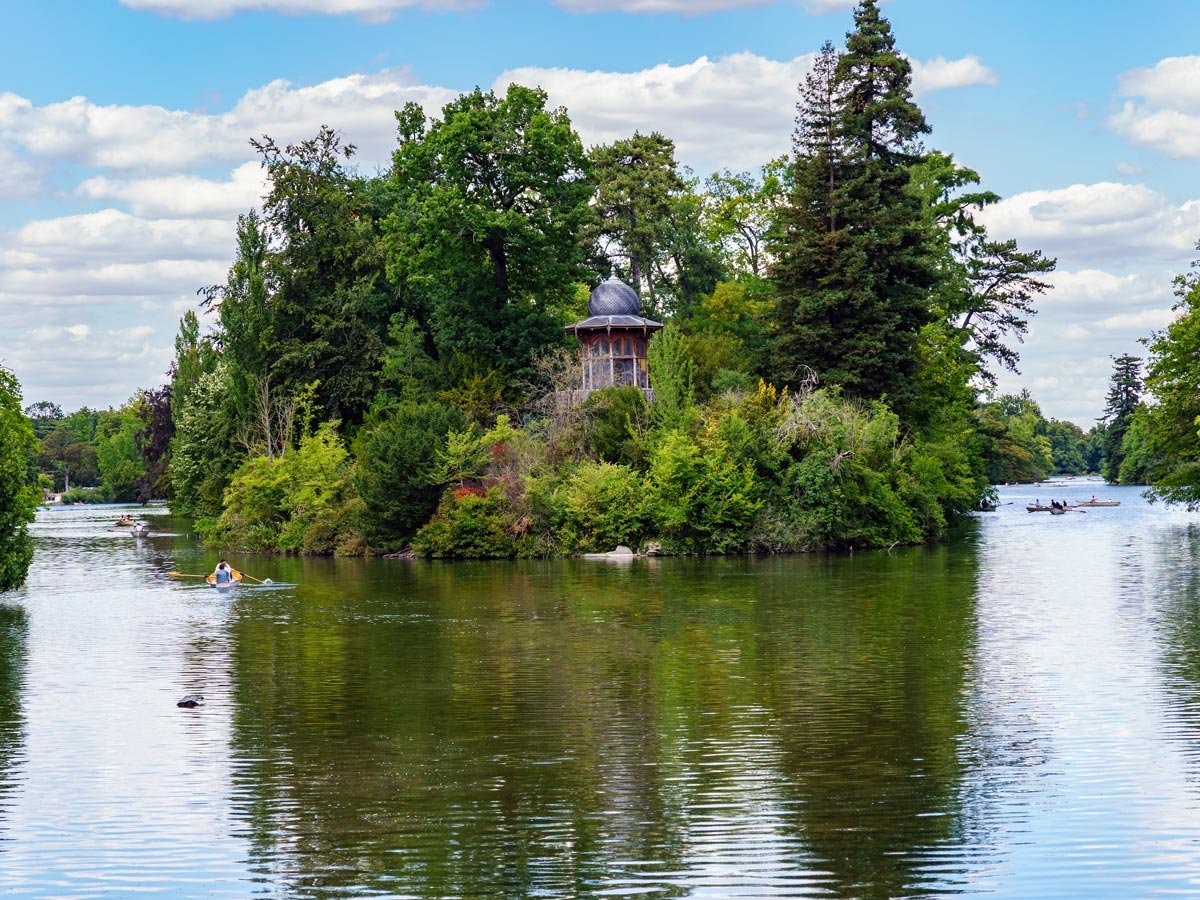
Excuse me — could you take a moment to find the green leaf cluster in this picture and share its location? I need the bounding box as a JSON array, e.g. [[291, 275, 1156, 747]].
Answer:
[[0, 367, 38, 592], [202, 422, 362, 555]]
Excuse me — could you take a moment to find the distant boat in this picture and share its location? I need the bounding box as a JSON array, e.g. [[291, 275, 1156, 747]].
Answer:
[[115, 515, 135, 526], [1027, 503, 1078, 513], [1076, 499, 1120, 507]]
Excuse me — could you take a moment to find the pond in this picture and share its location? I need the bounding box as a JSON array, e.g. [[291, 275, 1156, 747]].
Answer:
[[2, 483, 1200, 898]]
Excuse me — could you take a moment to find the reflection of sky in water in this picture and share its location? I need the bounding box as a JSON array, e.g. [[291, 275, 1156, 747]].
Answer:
[[960, 484, 1200, 898], [2, 505, 252, 894], [3, 494, 1200, 896]]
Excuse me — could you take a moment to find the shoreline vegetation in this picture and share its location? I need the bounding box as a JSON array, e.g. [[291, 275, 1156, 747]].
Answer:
[[7, 1, 1199, 580]]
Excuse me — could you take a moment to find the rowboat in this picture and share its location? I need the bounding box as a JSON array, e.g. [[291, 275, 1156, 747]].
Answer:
[[1026, 503, 1078, 512], [206, 569, 243, 587], [115, 515, 135, 526], [1075, 500, 1120, 507]]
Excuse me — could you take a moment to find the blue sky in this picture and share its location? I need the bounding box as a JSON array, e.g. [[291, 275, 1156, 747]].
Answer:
[[2, 0, 1199, 425]]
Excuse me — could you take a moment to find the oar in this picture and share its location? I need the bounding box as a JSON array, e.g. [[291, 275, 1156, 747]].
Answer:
[[237, 571, 273, 585], [168, 572, 208, 579]]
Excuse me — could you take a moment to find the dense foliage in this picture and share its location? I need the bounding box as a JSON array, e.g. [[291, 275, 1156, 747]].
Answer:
[[1123, 251, 1200, 504], [28, 1, 1104, 558], [0, 368, 38, 591], [1098, 354, 1143, 484]]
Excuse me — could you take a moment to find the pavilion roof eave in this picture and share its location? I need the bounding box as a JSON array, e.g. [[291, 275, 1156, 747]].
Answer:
[[565, 314, 664, 334]]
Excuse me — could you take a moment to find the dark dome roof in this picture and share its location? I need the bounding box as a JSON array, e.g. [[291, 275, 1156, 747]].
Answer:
[[588, 276, 640, 316]]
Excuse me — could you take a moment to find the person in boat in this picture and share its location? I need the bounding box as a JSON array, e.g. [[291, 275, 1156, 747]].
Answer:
[[213, 560, 234, 584], [1090, 495, 1097, 502]]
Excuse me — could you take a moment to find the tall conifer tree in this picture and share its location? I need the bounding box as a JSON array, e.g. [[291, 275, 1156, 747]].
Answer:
[[771, 2, 936, 412], [1099, 353, 1142, 482]]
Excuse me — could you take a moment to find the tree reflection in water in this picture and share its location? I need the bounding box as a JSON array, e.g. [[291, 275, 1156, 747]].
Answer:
[[0, 604, 29, 843], [219, 548, 981, 899]]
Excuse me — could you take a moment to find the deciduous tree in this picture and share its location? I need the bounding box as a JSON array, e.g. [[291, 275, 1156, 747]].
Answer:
[[0, 367, 38, 591], [388, 84, 593, 377]]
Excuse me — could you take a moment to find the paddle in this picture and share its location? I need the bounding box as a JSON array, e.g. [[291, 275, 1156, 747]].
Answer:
[[238, 572, 273, 585]]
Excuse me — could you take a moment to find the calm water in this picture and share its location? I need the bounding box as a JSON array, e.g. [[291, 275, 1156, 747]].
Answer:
[[2, 484, 1200, 898]]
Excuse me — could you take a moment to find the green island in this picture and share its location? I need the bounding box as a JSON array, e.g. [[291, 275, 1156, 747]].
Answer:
[[2, 0, 1197, 584]]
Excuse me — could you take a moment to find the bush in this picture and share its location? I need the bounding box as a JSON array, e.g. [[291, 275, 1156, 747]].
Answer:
[[353, 401, 468, 551], [59, 488, 103, 504], [0, 368, 38, 591], [411, 487, 520, 558], [557, 461, 648, 552], [203, 422, 364, 554], [646, 429, 762, 553], [770, 390, 957, 550]]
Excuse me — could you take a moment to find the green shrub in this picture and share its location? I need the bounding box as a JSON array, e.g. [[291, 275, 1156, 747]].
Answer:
[[411, 487, 519, 558], [0, 367, 38, 591], [202, 455, 289, 551], [557, 461, 648, 552], [59, 488, 103, 504], [203, 422, 363, 554], [646, 429, 761, 553], [353, 401, 469, 551]]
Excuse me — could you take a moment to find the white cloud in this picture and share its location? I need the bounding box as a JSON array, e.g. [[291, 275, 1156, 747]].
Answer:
[[1098, 308, 1176, 331], [554, 0, 777, 10], [976, 182, 1200, 267], [798, 0, 859, 10], [0, 203, 238, 407], [14, 209, 234, 266], [76, 162, 268, 219], [0, 52, 995, 186], [498, 51, 995, 173], [0, 71, 458, 172], [0, 145, 41, 200], [119, 0, 477, 20], [1114, 161, 1143, 176], [989, 266, 1176, 426], [1116, 56, 1200, 114], [5, 324, 175, 407], [1045, 268, 1168, 305], [909, 55, 998, 94], [1109, 56, 1200, 158], [498, 53, 813, 171], [552, 0, 861, 12]]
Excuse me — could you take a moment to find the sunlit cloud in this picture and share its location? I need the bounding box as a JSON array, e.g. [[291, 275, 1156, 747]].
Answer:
[[76, 163, 268, 219], [977, 182, 1200, 267], [119, 0, 858, 17], [498, 51, 996, 172], [910, 55, 998, 94], [1109, 55, 1200, 159], [0, 72, 458, 172]]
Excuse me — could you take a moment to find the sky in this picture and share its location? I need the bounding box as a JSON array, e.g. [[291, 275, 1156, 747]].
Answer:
[[2, 0, 1199, 427]]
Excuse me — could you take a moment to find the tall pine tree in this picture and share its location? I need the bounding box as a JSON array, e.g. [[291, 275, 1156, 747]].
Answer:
[[1099, 353, 1142, 483], [771, 2, 935, 413]]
